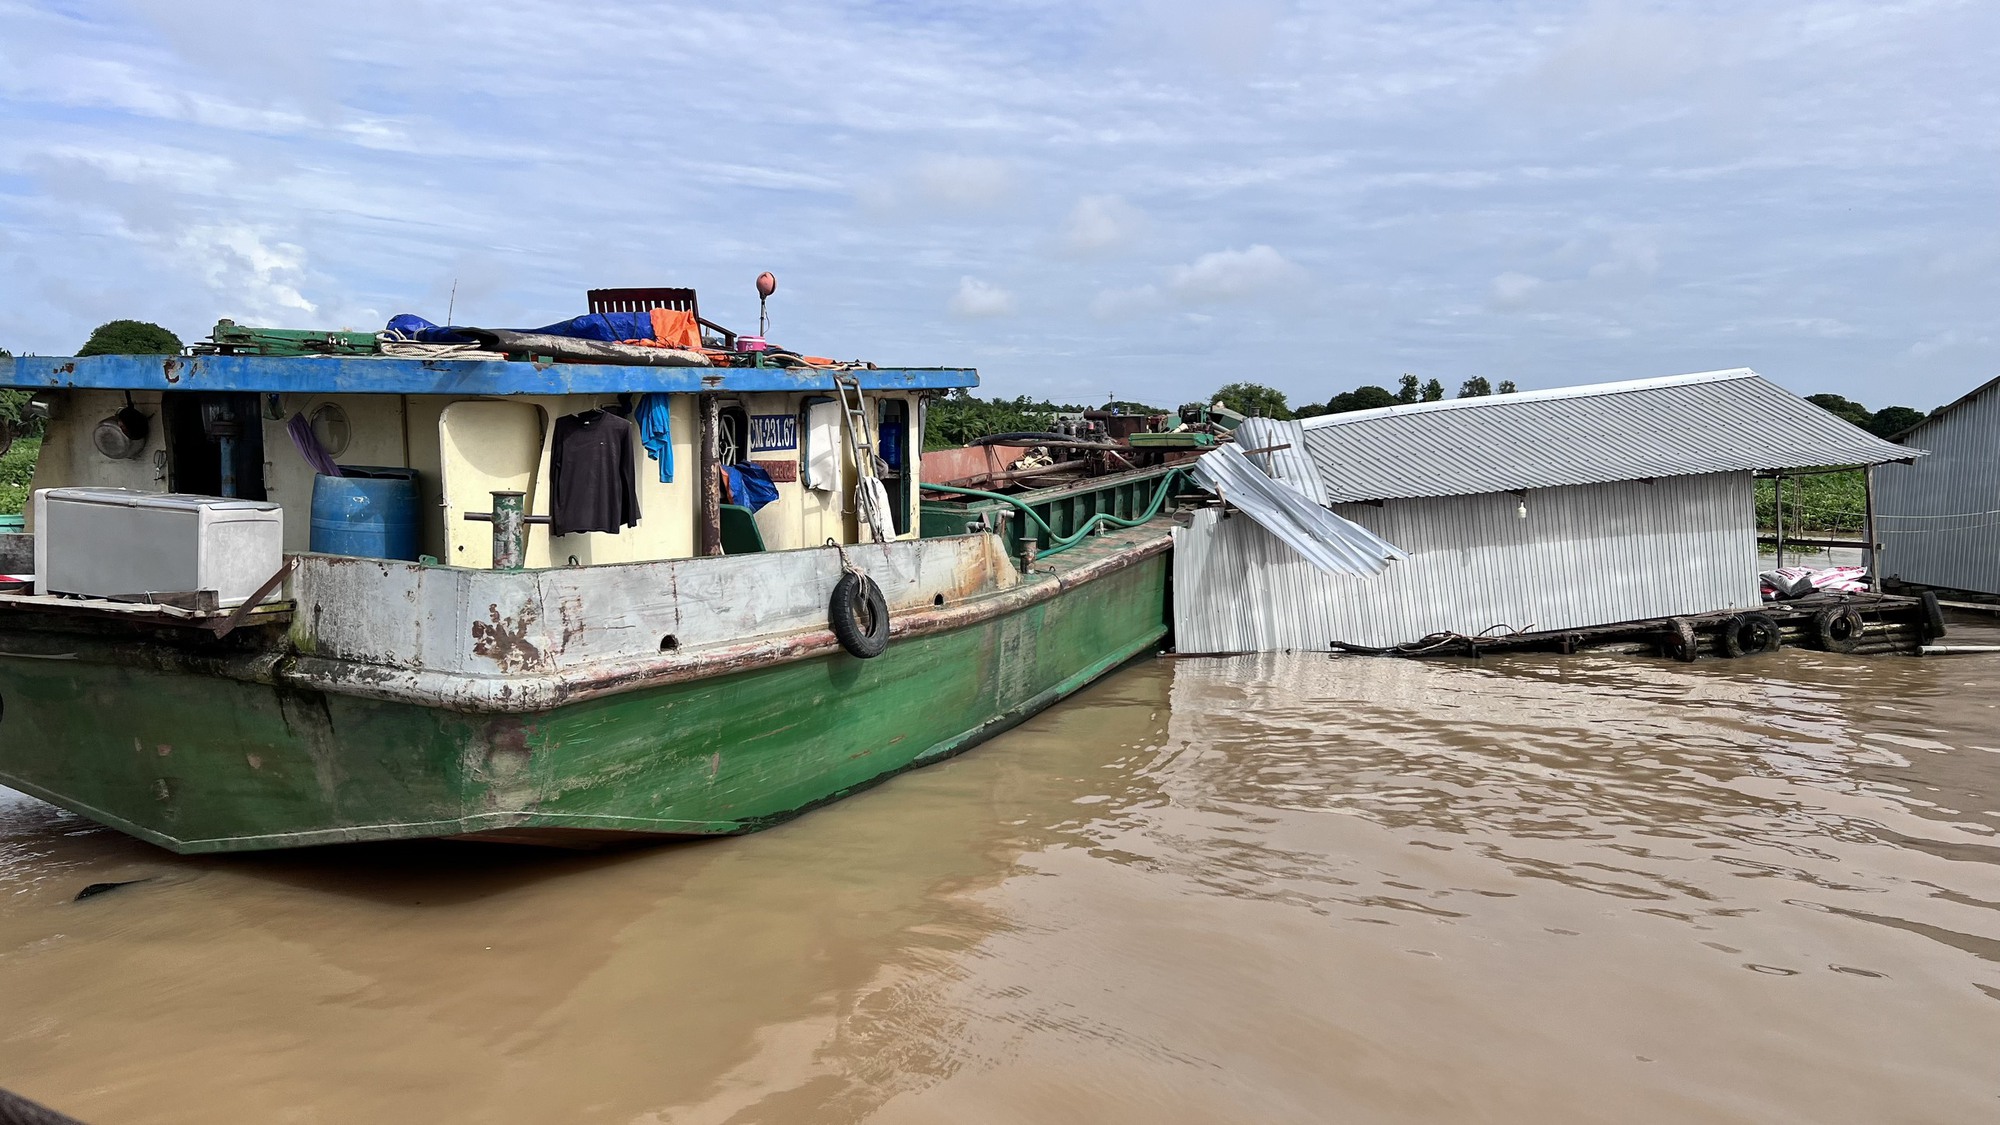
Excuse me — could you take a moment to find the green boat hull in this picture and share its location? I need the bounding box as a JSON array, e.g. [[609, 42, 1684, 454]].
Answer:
[[0, 555, 1167, 854]]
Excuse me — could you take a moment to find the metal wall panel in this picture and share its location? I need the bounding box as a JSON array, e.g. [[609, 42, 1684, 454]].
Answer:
[[1173, 472, 1761, 652], [1874, 382, 2000, 595]]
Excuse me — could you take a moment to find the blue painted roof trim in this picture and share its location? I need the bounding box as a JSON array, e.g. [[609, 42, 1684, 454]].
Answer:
[[0, 354, 978, 395]]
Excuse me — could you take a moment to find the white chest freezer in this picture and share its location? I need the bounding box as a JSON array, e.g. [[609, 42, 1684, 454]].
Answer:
[[32, 488, 285, 607]]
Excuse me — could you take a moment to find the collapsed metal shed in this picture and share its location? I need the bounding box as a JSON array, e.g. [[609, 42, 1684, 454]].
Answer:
[[1873, 375, 2000, 596], [1174, 369, 1918, 653]]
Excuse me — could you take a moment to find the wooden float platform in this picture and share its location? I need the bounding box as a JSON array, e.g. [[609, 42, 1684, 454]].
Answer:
[[1332, 591, 1942, 661]]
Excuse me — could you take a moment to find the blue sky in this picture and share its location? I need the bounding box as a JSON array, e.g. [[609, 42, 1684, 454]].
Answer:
[[0, 1, 1994, 411]]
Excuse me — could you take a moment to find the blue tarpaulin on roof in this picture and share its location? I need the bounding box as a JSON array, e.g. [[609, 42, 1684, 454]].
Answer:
[[385, 312, 657, 345]]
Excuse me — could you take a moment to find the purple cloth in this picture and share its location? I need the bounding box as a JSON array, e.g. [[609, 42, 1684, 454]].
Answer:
[[287, 413, 342, 477]]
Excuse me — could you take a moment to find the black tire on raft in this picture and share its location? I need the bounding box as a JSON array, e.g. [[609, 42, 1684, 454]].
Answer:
[[1920, 590, 1946, 641], [1661, 617, 1698, 663], [829, 571, 890, 659], [1719, 611, 1783, 657], [1811, 605, 1865, 653]]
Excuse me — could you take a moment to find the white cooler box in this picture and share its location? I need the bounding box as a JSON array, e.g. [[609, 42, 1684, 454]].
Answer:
[[33, 488, 285, 607]]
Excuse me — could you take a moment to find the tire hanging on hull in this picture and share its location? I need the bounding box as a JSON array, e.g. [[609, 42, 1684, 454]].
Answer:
[[830, 571, 891, 659]]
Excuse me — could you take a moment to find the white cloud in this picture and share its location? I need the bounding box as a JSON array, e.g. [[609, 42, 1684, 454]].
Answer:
[[948, 276, 1015, 318], [1488, 271, 1542, 311], [1061, 194, 1146, 255], [178, 224, 317, 318], [1166, 245, 1306, 304]]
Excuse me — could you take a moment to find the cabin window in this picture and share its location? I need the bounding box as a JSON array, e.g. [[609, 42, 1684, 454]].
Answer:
[[718, 404, 750, 465]]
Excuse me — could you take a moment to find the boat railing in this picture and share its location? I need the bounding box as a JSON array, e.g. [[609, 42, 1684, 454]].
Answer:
[[919, 462, 1191, 562]]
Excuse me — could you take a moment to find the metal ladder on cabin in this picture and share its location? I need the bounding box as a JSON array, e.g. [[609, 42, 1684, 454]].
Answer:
[[834, 375, 895, 542]]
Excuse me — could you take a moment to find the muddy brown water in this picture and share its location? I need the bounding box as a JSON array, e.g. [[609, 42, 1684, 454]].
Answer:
[[4, 626, 2000, 1124]]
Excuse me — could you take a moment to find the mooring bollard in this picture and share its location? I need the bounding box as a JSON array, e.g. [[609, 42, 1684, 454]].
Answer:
[[461, 490, 552, 570]]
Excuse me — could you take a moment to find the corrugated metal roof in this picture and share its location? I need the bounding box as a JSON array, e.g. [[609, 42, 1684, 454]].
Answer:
[[1233, 418, 1323, 501], [1294, 368, 1921, 503], [1187, 444, 1406, 576]]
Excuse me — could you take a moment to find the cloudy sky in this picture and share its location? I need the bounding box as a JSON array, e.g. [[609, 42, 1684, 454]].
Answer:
[[0, 1, 1994, 411]]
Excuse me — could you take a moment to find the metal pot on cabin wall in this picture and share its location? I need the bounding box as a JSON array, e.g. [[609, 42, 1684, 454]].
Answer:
[[92, 404, 151, 460]]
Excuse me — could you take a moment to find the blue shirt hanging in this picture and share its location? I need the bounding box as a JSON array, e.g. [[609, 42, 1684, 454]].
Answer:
[[636, 393, 674, 483]]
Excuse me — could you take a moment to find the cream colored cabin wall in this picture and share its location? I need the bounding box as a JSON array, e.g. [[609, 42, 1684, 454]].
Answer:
[[529, 394, 696, 567], [23, 390, 168, 530], [259, 394, 409, 554], [23, 387, 921, 553]]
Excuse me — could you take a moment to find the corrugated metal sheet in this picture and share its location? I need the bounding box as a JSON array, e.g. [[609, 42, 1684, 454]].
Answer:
[[1295, 369, 1918, 503], [1173, 472, 1760, 652], [1875, 379, 2000, 596], [1187, 444, 1405, 576], [1232, 417, 1323, 500]]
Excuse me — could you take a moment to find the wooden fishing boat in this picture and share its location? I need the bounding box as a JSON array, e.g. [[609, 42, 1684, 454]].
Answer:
[[0, 319, 1190, 853]]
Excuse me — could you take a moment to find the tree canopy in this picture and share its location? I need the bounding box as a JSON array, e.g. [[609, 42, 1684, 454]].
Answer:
[[1457, 376, 1492, 398], [1420, 378, 1444, 402], [1322, 384, 1398, 415], [77, 319, 182, 357], [925, 390, 1064, 450], [1211, 382, 1292, 419], [1804, 393, 1929, 439]]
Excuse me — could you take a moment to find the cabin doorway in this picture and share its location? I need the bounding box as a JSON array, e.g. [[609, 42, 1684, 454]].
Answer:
[[878, 398, 910, 536], [161, 392, 267, 500]]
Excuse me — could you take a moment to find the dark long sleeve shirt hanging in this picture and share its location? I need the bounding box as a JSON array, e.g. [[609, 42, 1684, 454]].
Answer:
[[551, 410, 641, 535]]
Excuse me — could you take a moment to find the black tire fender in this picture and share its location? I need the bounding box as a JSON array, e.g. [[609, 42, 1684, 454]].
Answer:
[[1661, 617, 1698, 663], [1719, 612, 1782, 657], [1920, 591, 1946, 642], [829, 571, 890, 659], [1811, 605, 1865, 653]]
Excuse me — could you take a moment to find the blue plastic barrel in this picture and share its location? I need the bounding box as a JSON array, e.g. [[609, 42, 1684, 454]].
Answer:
[[310, 467, 420, 560]]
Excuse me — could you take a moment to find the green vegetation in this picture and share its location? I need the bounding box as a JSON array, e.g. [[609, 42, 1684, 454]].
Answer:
[[1756, 471, 1866, 535], [1, 437, 40, 516], [1211, 382, 1292, 420], [77, 319, 182, 357], [1804, 393, 1927, 440], [0, 347, 31, 443]]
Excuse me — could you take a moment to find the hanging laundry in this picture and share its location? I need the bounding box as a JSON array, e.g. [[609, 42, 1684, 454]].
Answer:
[[286, 413, 342, 478], [722, 463, 780, 513], [551, 410, 641, 535], [636, 393, 675, 483]]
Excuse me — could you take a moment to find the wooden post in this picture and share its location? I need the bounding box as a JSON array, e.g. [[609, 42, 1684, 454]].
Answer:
[[698, 393, 722, 556], [1864, 464, 1879, 591]]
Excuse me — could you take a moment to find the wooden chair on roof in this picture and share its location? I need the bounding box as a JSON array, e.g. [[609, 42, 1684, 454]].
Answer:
[[587, 288, 737, 348]]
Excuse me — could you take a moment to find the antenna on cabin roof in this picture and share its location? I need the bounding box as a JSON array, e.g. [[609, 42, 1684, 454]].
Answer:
[[447, 278, 458, 326], [756, 272, 777, 337]]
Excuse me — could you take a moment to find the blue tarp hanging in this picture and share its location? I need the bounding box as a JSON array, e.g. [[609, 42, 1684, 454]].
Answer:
[[723, 464, 780, 512]]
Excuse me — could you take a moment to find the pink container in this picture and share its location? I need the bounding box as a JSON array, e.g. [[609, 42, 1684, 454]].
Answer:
[[736, 335, 768, 352]]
